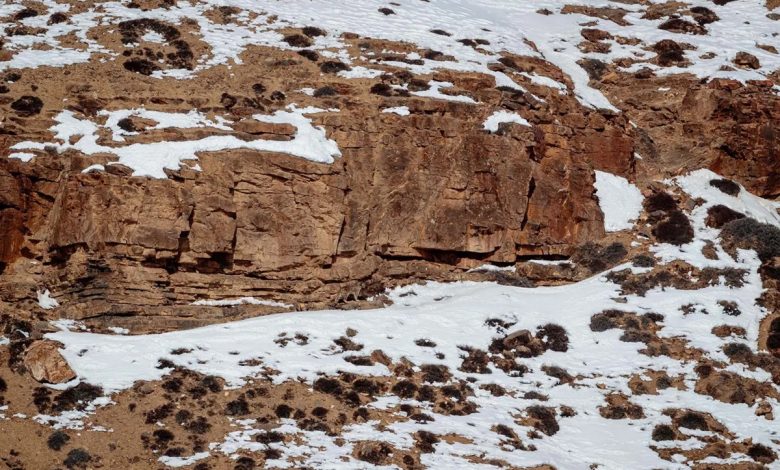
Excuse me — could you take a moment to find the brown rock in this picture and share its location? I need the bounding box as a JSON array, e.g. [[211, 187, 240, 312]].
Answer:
[[23, 340, 76, 384], [733, 51, 760, 69]]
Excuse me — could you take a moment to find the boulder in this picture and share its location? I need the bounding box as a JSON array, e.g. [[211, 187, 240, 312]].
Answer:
[[23, 340, 76, 384]]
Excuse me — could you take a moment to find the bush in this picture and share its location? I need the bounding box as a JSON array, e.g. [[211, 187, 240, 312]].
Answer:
[[420, 364, 452, 383], [64, 448, 91, 469], [313, 86, 337, 97], [720, 218, 780, 261], [391, 380, 417, 398], [282, 34, 311, 48], [632, 254, 656, 268], [47, 430, 70, 451], [709, 178, 740, 196], [313, 377, 343, 395], [705, 205, 745, 228], [651, 424, 675, 441], [572, 242, 627, 272], [297, 49, 319, 61], [320, 61, 349, 74], [526, 406, 559, 435], [10, 95, 43, 116], [653, 210, 694, 245], [536, 324, 569, 352], [225, 397, 249, 416], [370, 83, 393, 96], [644, 191, 677, 213]]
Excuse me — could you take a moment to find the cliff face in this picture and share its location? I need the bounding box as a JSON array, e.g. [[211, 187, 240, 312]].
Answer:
[[0, 0, 778, 331], [0, 44, 642, 327]]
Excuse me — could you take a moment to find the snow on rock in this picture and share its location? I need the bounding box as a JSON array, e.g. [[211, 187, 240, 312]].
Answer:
[[37, 289, 60, 310], [8, 152, 35, 162], [381, 106, 410, 116], [191, 297, 292, 309], [594, 171, 644, 232], [410, 81, 477, 104], [11, 105, 341, 179], [482, 110, 531, 133]]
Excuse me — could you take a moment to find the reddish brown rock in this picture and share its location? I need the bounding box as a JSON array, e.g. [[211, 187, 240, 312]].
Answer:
[[23, 340, 76, 384]]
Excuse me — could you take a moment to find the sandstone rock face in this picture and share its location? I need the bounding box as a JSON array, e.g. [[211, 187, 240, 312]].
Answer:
[[23, 340, 76, 384]]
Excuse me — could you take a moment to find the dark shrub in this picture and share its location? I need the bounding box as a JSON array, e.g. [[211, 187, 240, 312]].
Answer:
[[334, 336, 363, 351], [302, 26, 326, 37], [415, 338, 437, 347], [653, 210, 694, 245], [677, 411, 709, 430], [644, 191, 677, 213], [48, 12, 68, 24], [430, 29, 451, 36], [526, 406, 559, 435], [313, 86, 337, 97], [225, 397, 249, 416], [53, 383, 103, 412], [274, 404, 292, 418], [313, 377, 343, 395], [15, 8, 38, 20], [705, 205, 745, 228], [572, 242, 627, 272], [47, 430, 70, 451], [651, 424, 675, 441], [370, 83, 393, 96], [420, 364, 452, 383], [356, 442, 393, 465], [722, 342, 752, 360], [718, 300, 741, 316], [320, 61, 349, 74], [234, 456, 256, 469], [145, 403, 174, 424], [709, 178, 740, 196], [720, 218, 780, 261], [459, 348, 491, 374], [632, 254, 656, 268], [187, 416, 211, 434], [11, 95, 43, 116], [64, 448, 91, 468], [415, 431, 439, 453], [153, 429, 175, 444], [282, 34, 312, 48], [747, 443, 777, 464], [378, 7, 395, 15], [391, 380, 417, 398], [123, 58, 159, 75], [536, 324, 569, 352], [297, 49, 319, 61], [590, 310, 624, 332]]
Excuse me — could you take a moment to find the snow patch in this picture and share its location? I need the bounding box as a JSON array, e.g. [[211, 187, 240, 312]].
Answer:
[[594, 171, 644, 232]]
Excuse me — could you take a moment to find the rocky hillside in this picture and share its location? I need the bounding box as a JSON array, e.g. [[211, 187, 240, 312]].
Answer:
[[0, 0, 779, 469]]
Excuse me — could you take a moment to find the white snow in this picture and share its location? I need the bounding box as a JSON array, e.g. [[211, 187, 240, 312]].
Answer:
[[158, 452, 210, 468], [12, 106, 341, 179], [9, 152, 35, 162], [37, 290, 60, 310], [381, 106, 410, 116], [482, 110, 531, 133], [191, 297, 292, 309], [594, 171, 644, 232], [411, 81, 477, 104]]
